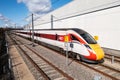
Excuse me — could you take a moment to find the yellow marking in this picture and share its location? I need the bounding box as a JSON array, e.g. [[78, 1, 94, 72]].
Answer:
[[64, 35, 69, 42], [94, 36, 99, 41], [89, 44, 104, 60]]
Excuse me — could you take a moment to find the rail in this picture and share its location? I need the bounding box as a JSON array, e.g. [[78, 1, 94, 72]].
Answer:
[[8, 33, 74, 80]]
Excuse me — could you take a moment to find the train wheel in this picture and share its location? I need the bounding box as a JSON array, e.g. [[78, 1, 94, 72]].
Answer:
[[77, 54, 82, 61], [68, 52, 72, 58], [68, 52, 77, 59]]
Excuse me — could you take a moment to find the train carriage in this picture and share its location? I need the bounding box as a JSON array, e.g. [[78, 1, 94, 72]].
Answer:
[[16, 28, 104, 63]]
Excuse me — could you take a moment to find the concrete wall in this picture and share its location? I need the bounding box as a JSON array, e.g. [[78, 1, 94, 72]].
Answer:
[[32, 0, 120, 50]]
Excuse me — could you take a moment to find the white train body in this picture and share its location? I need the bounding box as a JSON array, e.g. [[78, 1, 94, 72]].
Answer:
[[16, 28, 104, 63]]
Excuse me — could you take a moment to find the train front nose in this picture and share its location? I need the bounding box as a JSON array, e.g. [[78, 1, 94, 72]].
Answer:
[[89, 44, 104, 60]]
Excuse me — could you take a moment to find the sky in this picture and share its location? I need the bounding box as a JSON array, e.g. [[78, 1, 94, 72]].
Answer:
[[0, 0, 72, 28]]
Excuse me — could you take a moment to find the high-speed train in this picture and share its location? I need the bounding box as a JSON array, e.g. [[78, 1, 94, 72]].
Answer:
[[15, 28, 104, 63]]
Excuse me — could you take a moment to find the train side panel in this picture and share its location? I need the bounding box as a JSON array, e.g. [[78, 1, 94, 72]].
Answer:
[[15, 29, 104, 63]]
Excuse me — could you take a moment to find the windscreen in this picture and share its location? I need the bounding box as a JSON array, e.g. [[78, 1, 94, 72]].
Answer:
[[80, 33, 97, 44]]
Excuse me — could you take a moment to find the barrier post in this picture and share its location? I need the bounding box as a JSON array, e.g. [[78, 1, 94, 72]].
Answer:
[[111, 55, 114, 64], [64, 35, 69, 66]]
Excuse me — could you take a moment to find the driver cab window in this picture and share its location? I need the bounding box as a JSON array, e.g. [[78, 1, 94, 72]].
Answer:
[[71, 34, 79, 41]]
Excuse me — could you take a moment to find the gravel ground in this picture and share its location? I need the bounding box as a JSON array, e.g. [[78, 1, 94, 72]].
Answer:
[[13, 34, 114, 80]]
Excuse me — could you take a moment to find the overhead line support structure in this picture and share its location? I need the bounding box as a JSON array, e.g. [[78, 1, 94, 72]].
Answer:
[[32, 13, 34, 47]]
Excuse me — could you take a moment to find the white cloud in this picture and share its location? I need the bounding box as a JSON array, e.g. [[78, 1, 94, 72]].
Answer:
[[0, 13, 10, 22], [0, 14, 4, 20], [0, 14, 2, 17], [17, 0, 52, 14], [0, 13, 14, 27]]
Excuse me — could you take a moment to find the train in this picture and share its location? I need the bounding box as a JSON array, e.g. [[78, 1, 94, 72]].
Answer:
[[15, 28, 105, 63]]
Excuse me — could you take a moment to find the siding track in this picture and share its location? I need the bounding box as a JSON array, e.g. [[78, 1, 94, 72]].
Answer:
[[8, 33, 73, 80], [105, 53, 120, 63], [77, 61, 120, 80]]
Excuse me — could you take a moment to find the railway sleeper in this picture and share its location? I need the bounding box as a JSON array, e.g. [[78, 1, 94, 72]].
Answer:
[[47, 73, 63, 80], [42, 67, 55, 72], [54, 77, 67, 80], [45, 69, 56, 74]]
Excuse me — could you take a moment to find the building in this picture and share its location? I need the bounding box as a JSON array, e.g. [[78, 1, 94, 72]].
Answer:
[[32, 0, 120, 50]]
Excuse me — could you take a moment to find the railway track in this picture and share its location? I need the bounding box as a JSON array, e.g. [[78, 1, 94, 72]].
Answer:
[[77, 61, 120, 80], [10, 33, 120, 80], [8, 34, 73, 80], [105, 53, 120, 63], [63, 53, 120, 80]]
